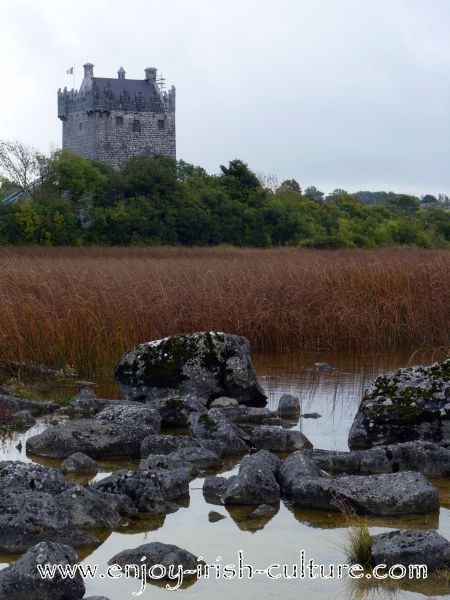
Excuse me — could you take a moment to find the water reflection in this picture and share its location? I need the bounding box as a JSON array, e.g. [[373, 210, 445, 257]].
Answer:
[[0, 350, 449, 600]]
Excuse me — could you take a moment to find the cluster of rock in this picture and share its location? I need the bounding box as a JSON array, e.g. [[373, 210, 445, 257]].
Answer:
[[203, 447, 440, 516], [0, 333, 448, 598]]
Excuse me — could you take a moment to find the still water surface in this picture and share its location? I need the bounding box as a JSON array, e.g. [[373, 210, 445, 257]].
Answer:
[[1, 350, 449, 599]]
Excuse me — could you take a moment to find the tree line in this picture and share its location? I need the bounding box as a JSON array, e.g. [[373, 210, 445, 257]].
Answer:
[[0, 143, 449, 248]]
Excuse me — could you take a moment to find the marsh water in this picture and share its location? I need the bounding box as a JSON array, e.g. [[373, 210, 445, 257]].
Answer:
[[0, 350, 449, 599]]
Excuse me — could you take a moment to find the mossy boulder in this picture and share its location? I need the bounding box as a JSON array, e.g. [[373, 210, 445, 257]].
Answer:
[[115, 332, 267, 406], [349, 358, 450, 450]]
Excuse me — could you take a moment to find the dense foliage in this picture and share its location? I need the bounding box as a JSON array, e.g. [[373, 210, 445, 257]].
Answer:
[[0, 150, 449, 247]]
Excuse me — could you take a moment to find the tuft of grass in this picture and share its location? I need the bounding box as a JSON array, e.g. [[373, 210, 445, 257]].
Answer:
[[334, 496, 373, 567], [0, 247, 448, 375], [345, 520, 373, 567]]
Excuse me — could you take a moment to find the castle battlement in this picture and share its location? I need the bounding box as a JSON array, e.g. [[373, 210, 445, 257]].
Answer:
[[57, 63, 176, 168]]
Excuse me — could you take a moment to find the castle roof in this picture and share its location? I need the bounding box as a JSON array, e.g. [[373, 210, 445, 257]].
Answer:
[[91, 77, 161, 101], [88, 76, 166, 112]]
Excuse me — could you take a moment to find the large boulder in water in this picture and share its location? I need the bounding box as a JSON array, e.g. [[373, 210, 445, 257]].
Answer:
[[222, 450, 281, 505], [114, 332, 267, 406], [0, 491, 97, 553], [0, 541, 85, 600], [0, 461, 71, 495], [27, 417, 157, 459], [289, 471, 439, 516], [93, 468, 189, 513], [349, 359, 450, 450], [371, 529, 450, 571]]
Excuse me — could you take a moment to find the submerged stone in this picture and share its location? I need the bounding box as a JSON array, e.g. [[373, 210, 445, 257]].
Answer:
[[61, 452, 99, 475], [277, 394, 301, 418]]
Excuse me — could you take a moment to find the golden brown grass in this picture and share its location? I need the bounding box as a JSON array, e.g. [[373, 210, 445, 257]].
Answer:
[[0, 247, 448, 375]]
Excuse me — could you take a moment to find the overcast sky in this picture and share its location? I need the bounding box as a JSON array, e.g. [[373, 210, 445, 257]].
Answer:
[[0, 0, 449, 196]]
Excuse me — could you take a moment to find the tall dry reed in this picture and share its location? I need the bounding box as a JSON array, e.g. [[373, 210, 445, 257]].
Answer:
[[0, 247, 448, 375]]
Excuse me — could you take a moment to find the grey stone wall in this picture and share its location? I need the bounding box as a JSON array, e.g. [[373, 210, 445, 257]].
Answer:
[[62, 111, 97, 160], [94, 109, 176, 169]]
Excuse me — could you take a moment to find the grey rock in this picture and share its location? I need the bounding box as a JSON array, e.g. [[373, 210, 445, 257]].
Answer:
[[0, 461, 71, 495], [203, 476, 232, 503], [10, 410, 36, 429], [188, 409, 250, 457], [291, 471, 439, 515], [277, 394, 301, 418], [115, 332, 267, 406], [349, 358, 450, 450], [139, 454, 198, 477], [222, 451, 281, 506], [108, 541, 203, 579], [218, 406, 275, 424], [152, 394, 206, 427], [141, 433, 201, 457], [95, 402, 161, 432], [301, 412, 322, 419], [27, 418, 156, 459], [141, 445, 222, 474], [308, 441, 450, 477], [61, 452, 99, 475], [250, 426, 313, 453], [0, 392, 58, 416], [210, 397, 239, 408], [372, 529, 450, 571], [170, 445, 222, 470], [0, 491, 96, 553], [93, 468, 189, 513], [65, 389, 107, 417], [279, 451, 328, 497], [55, 485, 133, 528], [0, 541, 85, 599], [208, 510, 226, 522], [84, 597, 110, 600]]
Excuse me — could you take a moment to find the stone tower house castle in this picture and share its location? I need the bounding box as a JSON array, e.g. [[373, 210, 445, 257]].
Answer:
[[57, 63, 175, 169]]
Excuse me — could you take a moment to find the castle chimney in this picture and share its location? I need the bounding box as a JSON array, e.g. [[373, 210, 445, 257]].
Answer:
[[83, 63, 94, 78], [145, 67, 157, 82], [118, 66, 126, 80]]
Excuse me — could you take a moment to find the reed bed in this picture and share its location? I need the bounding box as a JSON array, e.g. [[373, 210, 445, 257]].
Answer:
[[0, 247, 448, 375]]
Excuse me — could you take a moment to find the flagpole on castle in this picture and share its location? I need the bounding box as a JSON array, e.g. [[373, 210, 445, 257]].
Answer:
[[66, 64, 76, 90]]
